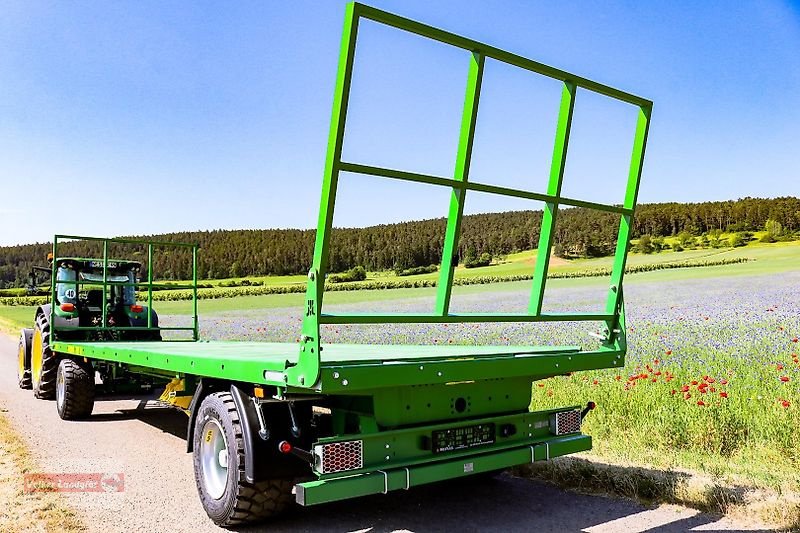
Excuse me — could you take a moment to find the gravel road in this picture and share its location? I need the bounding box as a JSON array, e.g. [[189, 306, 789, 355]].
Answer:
[[0, 334, 773, 533]]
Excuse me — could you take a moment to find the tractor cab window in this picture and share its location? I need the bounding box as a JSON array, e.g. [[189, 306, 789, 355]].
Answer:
[[56, 267, 78, 305], [122, 270, 137, 305]]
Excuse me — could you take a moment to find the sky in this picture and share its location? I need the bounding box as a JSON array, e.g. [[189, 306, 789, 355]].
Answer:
[[1, 0, 799, 246]]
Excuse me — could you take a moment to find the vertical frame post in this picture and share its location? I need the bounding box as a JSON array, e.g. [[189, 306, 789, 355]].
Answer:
[[101, 239, 108, 329], [147, 244, 153, 329], [605, 104, 651, 339], [192, 246, 199, 340], [529, 82, 576, 314], [435, 51, 485, 315], [51, 236, 58, 341], [295, 3, 361, 386]]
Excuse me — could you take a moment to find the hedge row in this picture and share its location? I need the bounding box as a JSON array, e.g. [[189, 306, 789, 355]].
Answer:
[[0, 257, 751, 306]]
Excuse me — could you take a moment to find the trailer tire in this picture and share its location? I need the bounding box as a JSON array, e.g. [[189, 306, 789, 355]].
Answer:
[[56, 359, 95, 420], [32, 313, 58, 399], [17, 328, 33, 389], [193, 392, 293, 527]]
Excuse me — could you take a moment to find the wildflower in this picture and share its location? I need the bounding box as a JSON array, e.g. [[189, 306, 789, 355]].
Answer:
[[615, 375, 622, 381], [710, 387, 716, 393], [793, 337, 799, 343], [781, 400, 790, 408], [592, 380, 599, 385], [680, 385, 690, 392], [697, 400, 705, 406], [537, 383, 545, 388], [671, 389, 677, 395], [777, 364, 785, 371], [691, 380, 698, 385], [780, 376, 790, 382], [684, 392, 691, 400], [653, 359, 660, 365], [720, 379, 728, 385], [665, 350, 672, 355], [720, 392, 728, 398]]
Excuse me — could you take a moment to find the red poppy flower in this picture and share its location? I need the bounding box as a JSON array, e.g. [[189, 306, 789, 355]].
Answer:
[[615, 375, 622, 381], [653, 359, 660, 365], [780, 376, 790, 382], [781, 400, 790, 408], [710, 387, 716, 393], [680, 385, 690, 392], [592, 380, 599, 385], [706, 377, 715, 383], [777, 364, 785, 371], [537, 383, 545, 388], [671, 389, 677, 395], [691, 380, 698, 385], [684, 392, 691, 400], [665, 350, 672, 355], [720, 379, 728, 385], [719, 392, 728, 398], [697, 400, 705, 406]]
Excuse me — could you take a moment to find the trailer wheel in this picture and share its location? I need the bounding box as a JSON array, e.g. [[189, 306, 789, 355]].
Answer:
[[193, 392, 293, 527], [31, 313, 58, 399], [56, 359, 95, 420], [17, 328, 33, 389]]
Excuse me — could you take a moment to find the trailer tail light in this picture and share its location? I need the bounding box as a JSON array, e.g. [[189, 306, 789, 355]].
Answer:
[[313, 440, 363, 474], [550, 409, 582, 436], [60, 303, 75, 312]]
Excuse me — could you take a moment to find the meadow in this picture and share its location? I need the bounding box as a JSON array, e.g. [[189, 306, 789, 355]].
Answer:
[[1, 242, 798, 521]]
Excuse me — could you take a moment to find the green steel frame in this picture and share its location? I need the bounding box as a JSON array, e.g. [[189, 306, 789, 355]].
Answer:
[[294, 2, 652, 388], [50, 235, 200, 342]]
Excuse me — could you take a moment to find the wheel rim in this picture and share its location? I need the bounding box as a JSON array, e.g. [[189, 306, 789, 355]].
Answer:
[[56, 365, 65, 411], [31, 330, 43, 388], [199, 419, 229, 500], [17, 342, 25, 381]]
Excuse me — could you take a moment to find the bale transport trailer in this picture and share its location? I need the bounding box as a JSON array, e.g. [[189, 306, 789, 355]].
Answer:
[[15, 3, 651, 527]]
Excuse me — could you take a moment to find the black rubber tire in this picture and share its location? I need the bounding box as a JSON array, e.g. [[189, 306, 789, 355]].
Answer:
[[56, 358, 95, 420], [193, 392, 293, 527], [17, 328, 33, 389], [32, 313, 58, 399]]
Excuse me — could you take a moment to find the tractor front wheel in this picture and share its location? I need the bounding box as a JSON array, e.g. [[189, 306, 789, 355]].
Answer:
[[56, 359, 95, 420], [193, 392, 293, 527], [31, 313, 58, 399], [17, 328, 33, 389]]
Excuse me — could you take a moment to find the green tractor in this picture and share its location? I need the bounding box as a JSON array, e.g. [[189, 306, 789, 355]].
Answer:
[[18, 256, 161, 417]]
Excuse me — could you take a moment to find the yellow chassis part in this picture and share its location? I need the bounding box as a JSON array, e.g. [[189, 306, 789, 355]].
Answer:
[[158, 378, 193, 413]]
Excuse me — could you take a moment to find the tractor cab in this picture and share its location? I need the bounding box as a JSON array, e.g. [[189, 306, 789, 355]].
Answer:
[[53, 258, 159, 339]]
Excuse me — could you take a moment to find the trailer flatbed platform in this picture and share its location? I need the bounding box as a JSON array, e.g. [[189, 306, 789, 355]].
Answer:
[[54, 340, 613, 392]]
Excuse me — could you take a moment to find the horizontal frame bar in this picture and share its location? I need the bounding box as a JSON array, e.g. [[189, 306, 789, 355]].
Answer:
[[55, 234, 196, 248], [338, 161, 632, 215], [319, 312, 613, 324], [354, 2, 651, 107]]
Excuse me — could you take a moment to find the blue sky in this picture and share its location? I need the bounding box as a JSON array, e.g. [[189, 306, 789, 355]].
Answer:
[[1, 0, 799, 246]]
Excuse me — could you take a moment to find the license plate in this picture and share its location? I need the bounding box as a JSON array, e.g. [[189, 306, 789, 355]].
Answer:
[[432, 423, 495, 453]]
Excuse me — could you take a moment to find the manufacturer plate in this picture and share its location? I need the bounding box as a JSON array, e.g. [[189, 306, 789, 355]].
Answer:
[[432, 423, 495, 453]]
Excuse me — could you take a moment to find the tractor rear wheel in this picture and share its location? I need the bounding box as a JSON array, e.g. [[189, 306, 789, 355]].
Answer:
[[17, 328, 33, 389], [31, 313, 58, 399], [193, 392, 293, 527], [56, 359, 95, 420]]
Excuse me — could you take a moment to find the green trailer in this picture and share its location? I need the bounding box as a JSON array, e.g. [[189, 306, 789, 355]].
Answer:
[[16, 2, 651, 527]]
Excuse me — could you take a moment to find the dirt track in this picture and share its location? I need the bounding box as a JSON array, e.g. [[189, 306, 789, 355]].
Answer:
[[0, 334, 774, 533]]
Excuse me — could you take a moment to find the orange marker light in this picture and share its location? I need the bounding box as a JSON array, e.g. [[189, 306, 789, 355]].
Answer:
[[60, 303, 75, 312], [130, 305, 143, 313]]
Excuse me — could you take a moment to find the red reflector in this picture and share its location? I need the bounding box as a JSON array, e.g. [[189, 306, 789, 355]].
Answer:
[[130, 305, 144, 313], [60, 303, 75, 312], [278, 441, 293, 454]]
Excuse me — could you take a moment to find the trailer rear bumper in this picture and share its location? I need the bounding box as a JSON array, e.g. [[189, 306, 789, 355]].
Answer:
[[295, 433, 590, 506]]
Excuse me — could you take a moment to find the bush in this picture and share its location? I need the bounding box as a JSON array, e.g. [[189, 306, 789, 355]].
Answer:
[[464, 252, 492, 269], [328, 266, 367, 283], [396, 265, 438, 277]]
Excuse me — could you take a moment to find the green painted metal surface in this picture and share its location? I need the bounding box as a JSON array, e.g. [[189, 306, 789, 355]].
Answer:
[[293, 1, 652, 388], [296, 433, 591, 506], [50, 234, 199, 342]]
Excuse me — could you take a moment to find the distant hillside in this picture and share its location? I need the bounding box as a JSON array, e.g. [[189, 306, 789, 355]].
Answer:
[[0, 196, 797, 287]]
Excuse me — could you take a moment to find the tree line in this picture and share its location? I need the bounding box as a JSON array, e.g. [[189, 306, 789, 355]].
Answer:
[[0, 196, 796, 287]]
